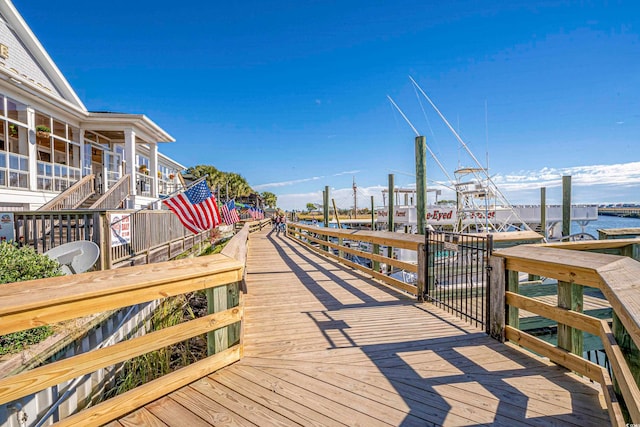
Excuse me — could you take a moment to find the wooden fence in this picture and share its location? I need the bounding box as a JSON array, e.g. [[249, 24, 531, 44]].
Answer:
[[10, 209, 210, 270], [490, 238, 640, 425], [286, 222, 425, 296], [287, 223, 640, 425], [0, 222, 255, 426]]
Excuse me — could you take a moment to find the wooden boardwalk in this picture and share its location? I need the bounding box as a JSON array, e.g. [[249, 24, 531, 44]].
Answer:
[[113, 229, 610, 426]]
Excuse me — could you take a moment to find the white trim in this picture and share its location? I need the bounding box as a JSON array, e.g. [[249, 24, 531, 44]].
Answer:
[[0, 1, 87, 111]]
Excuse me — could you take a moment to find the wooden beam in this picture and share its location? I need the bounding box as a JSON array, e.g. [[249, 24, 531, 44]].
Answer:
[[600, 319, 640, 423], [505, 292, 601, 336], [0, 308, 242, 404], [0, 265, 242, 335], [505, 326, 603, 382], [54, 346, 241, 427]]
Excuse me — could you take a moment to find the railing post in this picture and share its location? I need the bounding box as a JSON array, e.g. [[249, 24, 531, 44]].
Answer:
[[228, 282, 241, 348], [372, 243, 380, 272], [622, 243, 640, 261], [557, 280, 583, 357], [507, 269, 519, 331], [612, 312, 640, 409], [417, 243, 425, 302], [426, 230, 435, 299], [95, 212, 108, 271], [208, 284, 228, 356], [488, 255, 506, 341]]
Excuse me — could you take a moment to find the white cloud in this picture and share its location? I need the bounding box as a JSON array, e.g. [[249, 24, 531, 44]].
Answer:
[[274, 161, 640, 210], [252, 176, 323, 190], [253, 170, 360, 191]]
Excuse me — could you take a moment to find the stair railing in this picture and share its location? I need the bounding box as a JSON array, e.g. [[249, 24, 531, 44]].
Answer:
[[91, 174, 131, 209], [38, 175, 95, 211]]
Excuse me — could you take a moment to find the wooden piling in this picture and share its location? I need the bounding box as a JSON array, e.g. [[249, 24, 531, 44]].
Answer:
[[562, 176, 571, 237], [415, 136, 426, 235]]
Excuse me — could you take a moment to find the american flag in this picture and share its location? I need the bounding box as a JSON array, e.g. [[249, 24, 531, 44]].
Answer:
[[220, 199, 241, 225], [162, 180, 221, 234], [249, 207, 264, 220]]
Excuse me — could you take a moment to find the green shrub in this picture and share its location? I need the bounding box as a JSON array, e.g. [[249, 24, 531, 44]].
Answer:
[[0, 242, 64, 355], [0, 242, 63, 283]]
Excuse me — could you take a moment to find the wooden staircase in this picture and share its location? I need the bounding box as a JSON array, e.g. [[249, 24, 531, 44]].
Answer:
[[38, 175, 96, 211], [38, 174, 132, 211]]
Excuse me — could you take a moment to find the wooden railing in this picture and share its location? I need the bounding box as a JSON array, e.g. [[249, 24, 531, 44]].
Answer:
[[11, 210, 208, 269], [90, 173, 131, 209], [38, 174, 95, 211], [244, 217, 272, 233], [106, 210, 210, 269], [0, 223, 254, 426], [287, 222, 425, 296], [13, 210, 101, 254], [490, 239, 640, 426]]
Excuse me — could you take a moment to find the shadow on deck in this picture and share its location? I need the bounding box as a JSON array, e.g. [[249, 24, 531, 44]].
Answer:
[[114, 229, 609, 426]]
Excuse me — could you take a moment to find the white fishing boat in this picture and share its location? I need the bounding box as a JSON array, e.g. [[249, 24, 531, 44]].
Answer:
[[380, 78, 598, 239]]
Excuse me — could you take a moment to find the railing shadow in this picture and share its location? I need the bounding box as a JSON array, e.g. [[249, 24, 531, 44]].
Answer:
[[255, 230, 608, 425]]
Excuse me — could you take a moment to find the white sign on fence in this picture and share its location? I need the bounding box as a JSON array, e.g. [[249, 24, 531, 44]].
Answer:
[[0, 212, 15, 243], [110, 214, 131, 247]]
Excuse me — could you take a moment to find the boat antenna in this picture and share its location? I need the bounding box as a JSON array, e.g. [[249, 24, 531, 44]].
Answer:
[[387, 95, 454, 184], [387, 95, 419, 136], [485, 99, 490, 172], [409, 76, 532, 231], [409, 76, 486, 169]]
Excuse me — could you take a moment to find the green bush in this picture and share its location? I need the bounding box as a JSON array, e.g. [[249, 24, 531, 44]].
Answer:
[[0, 242, 64, 355], [0, 242, 63, 283]]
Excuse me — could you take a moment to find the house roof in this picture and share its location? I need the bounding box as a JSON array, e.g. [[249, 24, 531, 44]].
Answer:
[[0, 1, 87, 112]]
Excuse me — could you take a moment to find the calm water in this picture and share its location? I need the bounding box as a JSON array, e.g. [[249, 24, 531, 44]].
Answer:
[[572, 215, 640, 237]]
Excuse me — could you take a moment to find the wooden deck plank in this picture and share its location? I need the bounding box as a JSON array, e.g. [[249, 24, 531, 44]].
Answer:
[[170, 385, 257, 426], [215, 367, 348, 426], [117, 407, 168, 427], [121, 229, 610, 426], [144, 396, 213, 426]]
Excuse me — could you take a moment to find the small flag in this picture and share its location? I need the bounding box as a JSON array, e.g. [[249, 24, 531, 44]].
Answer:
[[220, 199, 241, 225], [162, 180, 221, 234], [249, 206, 264, 220]]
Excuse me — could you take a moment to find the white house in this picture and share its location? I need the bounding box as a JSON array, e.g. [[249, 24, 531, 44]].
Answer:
[[0, 1, 183, 211]]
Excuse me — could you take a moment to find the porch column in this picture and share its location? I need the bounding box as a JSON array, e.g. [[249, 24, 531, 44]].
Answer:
[[124, 128, 137, 205], [79, 129, 86, 176], [149, 142, 158, 198], [26, 107, 37, 191]]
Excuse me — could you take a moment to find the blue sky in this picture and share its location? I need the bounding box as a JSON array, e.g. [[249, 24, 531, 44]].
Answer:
[[14, 1, 640, 211]]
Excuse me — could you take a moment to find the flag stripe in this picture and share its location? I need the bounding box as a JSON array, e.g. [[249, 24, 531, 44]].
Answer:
[[162, 181, 221, 233], [220, 199, 241, 225]]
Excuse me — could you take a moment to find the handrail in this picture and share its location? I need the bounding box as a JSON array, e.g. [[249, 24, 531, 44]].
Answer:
[[0, 222, 257, 426], [492, 240, 640, 425], [287, 222, 423, 296], [38, 174, 95, 211], [91, 173, 131, 209]]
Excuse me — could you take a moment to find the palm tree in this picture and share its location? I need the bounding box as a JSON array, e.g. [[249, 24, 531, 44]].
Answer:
[[186, 166, 254, 202], [261, 192, 277, 208]]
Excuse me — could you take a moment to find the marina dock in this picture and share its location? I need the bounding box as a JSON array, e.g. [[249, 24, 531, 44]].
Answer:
[[3, 222, 640, 426], [110, 228, 608, 426]]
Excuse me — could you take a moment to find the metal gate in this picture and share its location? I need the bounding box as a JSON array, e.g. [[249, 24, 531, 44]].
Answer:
[[424, 230, 493, 332]]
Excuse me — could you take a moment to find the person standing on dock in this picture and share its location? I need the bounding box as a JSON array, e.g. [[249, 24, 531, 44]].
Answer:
[[275, 214, 282, 234]]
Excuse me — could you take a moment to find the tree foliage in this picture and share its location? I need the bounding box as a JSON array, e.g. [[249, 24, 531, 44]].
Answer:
[[261, 192, 277, 208], [306, 203, 317, 212], [187, 165, 254, 201]]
